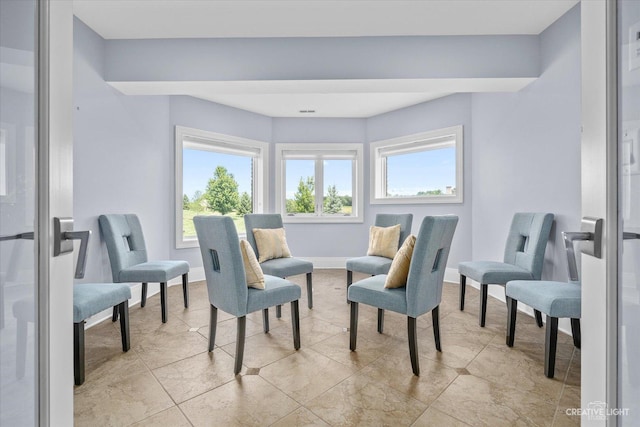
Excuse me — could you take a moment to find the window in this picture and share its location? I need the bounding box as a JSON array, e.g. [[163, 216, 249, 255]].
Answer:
[[175, 126, 268, 248], [275, 143, 363, 223], [370, 125, 463, 204]]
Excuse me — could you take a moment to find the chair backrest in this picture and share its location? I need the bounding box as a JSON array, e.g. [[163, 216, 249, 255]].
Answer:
[[98, 214, 148, 282], [503, 212, 554, 279], [374, 213, 414, 249], [406, 215, 458, 317], [243, 214, 285, 259], [194, 215, 249, 317]]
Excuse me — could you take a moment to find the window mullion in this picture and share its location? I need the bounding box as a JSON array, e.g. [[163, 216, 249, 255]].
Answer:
[[315, 157, 324, 216]]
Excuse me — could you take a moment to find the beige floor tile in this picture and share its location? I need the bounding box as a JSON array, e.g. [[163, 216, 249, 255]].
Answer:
[[417, 332, 488, 369], [271, 407, 330, 427], [133, 328, 208, 369], [179, 375, 299, 426], [198, 316, 265, 347], [74, 371, 174, 426], [152, 349, 237, 403], [431, 375, 558, 426], [220, 327, 298, 368], [131, 406, 192, 427], [306, 372, 428, 426], [271, 316, 344, 347], [260, 347, 356, 403], [411, 406, 471, 427], [553, 384, 581, 426], [311, 331, 389, 370]]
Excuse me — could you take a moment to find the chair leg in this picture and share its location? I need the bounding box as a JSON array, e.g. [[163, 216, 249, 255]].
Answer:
[[262, 308, 269, 333], [346, 270, 353, 304], [349, 301, 358, 351], [276, 305, 282, 318], [112, 305, 118, 322], [506, 297, 517, 347], [74, 321, 85, 386], [208, 305, 218, 352], [291, 300, 300, 350], [118, 302, 130, 352], [160, 282, 167, 323], [306, 272, 313, 309], [234, 316, 246, 375], [141, 282, 148, 307], [479, 283, 488, 327], [459, 274, 466, 311], [408, 316, 420, 376], [182, 273, 189, 308], [16, 319, 27, 379], [432, 305, 441, 352], [544, 316, 559, 378], [534, 310, 543, 328], [377, 308, 384, 333], [571, 318, 581, 349]]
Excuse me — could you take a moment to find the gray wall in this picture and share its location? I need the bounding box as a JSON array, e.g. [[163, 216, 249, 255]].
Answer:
[[470, 4, 582, 281]]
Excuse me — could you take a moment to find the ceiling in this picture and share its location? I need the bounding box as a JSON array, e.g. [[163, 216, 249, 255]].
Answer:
[[74, 0, 579, 118]]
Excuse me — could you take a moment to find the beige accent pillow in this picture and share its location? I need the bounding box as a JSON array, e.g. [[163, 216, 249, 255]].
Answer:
[[252, 227, 292, 263], [367, 224, 401, 259], [384, 235, 416, 289], [240, 240, 265, 289]]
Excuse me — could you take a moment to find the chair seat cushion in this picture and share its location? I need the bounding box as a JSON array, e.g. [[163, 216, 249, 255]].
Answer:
[[506, 280, 581, 318], [458, 261, 533, 285], [260, 257, 313, 278], [73, 283, 132, 323], [346, 256, 393, 276], [246, 275, 302, 313], [118, 260, 189, 283], [348, 275, 407, 315]]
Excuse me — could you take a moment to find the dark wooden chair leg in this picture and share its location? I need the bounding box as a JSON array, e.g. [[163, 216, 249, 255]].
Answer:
[[276, 304, 282, 318], [291, 300, 300, 350], [534, 310, 543, 327], [408, 316, 420, 376], [234, 316, 246, 375], [262, 308, 269, 333], [160, 282, 168, 323], [432, 306, 441, 352], [479, 283, 488, 327], [306, 272, 313, 309], [571, 318, 581, 349], [544, 316, 558, 378], [459, 274, 466, 310], [118, 302, 130, 352], [346, 270, 353, 303], [182, 273, 189, 308], [349, 301, 358, 351], [377, 308, 384, 333], [112, 306, 118, 322], [141, 282, 148, 307], [208, 305, 218, 352], [506, 297, 517, 347], [74, 321, 85, 386], [16, 319, 27, 379]]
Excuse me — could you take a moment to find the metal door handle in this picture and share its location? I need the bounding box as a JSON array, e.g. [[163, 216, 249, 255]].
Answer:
[[562, 217, 604, 282], [54, 217, 91, 279], [0, 232, 34, 242], [624, 232, 640, 240]]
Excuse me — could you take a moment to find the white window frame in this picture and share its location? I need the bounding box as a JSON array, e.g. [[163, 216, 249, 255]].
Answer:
[[275, 143, 363, 223], [175, 125, 269, 248], [370, 125, 463, 204]]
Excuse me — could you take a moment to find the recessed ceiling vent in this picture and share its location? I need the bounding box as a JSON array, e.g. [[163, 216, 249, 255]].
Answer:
[[299, 109, 316, 114]]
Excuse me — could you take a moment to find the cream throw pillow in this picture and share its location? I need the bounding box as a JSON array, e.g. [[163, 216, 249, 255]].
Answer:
[[367, 224, 401, 259], [384, 235, 416, 289], [240, 240, 265, 289], [252, 227, 292, 263]]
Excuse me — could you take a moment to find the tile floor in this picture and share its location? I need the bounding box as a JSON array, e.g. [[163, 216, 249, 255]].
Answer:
[[74, 270, 581, 426]]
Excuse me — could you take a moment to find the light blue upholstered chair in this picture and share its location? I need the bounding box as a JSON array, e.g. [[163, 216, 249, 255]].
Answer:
[[99, 214, 189, 323], [346, 213, 413, 303], [458, 212, 554, 327], [505, 226, 584, 378], [194, 215, 301, 375], [244, 214, 313, 318], [348, 215, 458, 376]]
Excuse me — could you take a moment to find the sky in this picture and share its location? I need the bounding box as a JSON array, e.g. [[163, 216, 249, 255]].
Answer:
[[183, 146, 456, 201]]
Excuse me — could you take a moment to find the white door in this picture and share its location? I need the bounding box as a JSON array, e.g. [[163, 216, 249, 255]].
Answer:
[[581, 0, 640, 425], [0, 0, 74, 425]]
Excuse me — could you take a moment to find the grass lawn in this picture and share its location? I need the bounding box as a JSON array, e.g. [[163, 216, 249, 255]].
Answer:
[[182, 209, 247, 238]]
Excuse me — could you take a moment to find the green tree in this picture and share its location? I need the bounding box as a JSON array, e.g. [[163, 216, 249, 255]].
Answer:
[[323, 184, 343, 214], [417, 189, 443, 196], [237, 192, 253, 215], [205, 166, 240, 215], [183, 194, 190, 210], [293, 176, 315, 213]]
